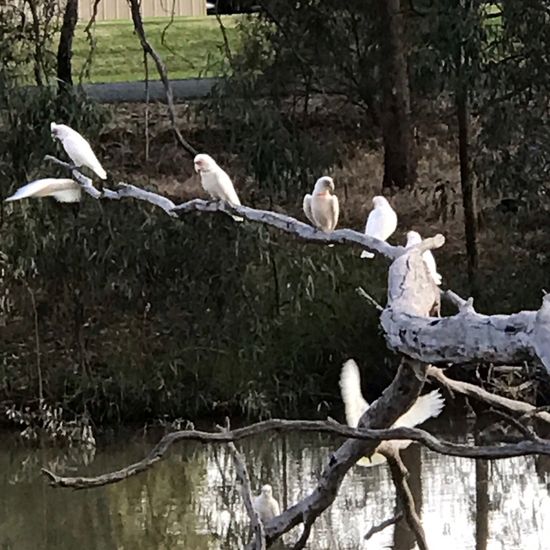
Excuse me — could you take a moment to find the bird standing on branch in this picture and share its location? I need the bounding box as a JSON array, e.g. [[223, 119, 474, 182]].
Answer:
[[303, 176, 340, 232], [361, 196, 398, 259], [339, 359, 444, 466], [253, 484, 280, 522], [50, 122, 107, 181], [406, 230, 442, 286], [193, 153, 243, 222]]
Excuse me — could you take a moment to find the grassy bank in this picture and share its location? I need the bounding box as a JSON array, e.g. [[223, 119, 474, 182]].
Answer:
[[73, 16, 241, 83]]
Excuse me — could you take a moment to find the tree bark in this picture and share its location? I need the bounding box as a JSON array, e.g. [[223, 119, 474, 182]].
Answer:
[[380, 0, 417, 189], [57, 0, 79, 90]]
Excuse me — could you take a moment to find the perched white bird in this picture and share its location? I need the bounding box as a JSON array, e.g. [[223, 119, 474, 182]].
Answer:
[[339, 359, 444, 467], [253, 484, 280, 522], [303, 176, 339, 232], [406, 230, 442, 286], [360, 196, 398, 259], [194, 153, 243, 222], [4, 178, 81, 203], [50, 122, 107, 180]]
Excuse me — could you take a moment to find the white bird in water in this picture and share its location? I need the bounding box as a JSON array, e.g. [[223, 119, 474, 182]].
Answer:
[[361, 196, 398, 259], [4, 178, 82, 203], [339, 359, 444, 467], [303, 176, 339, 232], [253, 484, 280, 522], [406, 230, 442, 286], [50, 122, 107, 181], [193, 153, 243, 222]]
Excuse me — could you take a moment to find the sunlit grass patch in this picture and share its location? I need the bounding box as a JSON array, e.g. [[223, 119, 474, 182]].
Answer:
[[73, 15, 241, 83]]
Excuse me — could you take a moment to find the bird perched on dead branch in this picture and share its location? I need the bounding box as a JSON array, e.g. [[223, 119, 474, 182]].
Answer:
[[193, 153, 243, 222], [303, 176, 340, 233], [253, 484, 280, 522], [50, 122, 107, 181], [361, 196, 398, 259]]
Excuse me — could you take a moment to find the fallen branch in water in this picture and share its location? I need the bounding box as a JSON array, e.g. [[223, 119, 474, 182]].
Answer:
[[41, 415, 550, 490]]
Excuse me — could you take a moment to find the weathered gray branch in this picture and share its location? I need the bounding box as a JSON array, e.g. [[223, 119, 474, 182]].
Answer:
[[45, 157, 550, 374], [386, 451, 428, 550], [427, 366, 550, 424], [40, 401, 550, 493]]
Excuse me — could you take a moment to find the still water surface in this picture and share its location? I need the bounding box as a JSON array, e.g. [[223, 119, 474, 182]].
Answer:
[[0, 415, 549, 549]]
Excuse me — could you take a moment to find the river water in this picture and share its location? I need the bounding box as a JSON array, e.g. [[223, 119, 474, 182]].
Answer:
[[0, 413, 549, 549]]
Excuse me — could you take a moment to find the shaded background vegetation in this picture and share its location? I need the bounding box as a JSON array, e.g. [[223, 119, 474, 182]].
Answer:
[[1, 0, 550, 430]]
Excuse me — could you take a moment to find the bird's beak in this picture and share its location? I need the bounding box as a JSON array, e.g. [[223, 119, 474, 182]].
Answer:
[[194, 163, 200, 173]]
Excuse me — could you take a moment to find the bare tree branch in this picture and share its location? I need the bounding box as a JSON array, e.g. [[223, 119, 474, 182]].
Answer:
[[364, 511, 403, 540], [427, 366, 550, 424], [126, 0, 197, 156], [386, 451, 428, 550], [41, 411, 550, 491]]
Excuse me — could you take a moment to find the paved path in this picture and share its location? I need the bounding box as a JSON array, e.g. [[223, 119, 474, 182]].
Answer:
[[83, 77, 220, 103]]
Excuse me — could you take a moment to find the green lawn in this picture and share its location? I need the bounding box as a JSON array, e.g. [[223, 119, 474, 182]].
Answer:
[[73, 16, 241, 83]]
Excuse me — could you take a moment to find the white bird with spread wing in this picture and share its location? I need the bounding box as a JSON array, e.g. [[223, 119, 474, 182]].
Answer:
[[253, 484, 280, 522], [406, 230, 442, 286], [361, 195, 398, 259], [194, 153, 243, 222], [4, 178, 82, 203], [303, 176, 339, 232], [50, 122, 107, 180], [339, 359, 444, 467]]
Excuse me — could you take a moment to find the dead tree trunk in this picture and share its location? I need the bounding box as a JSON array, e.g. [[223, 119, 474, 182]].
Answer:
[[380, 0, 417, 189], [57, 0, 78, 90]]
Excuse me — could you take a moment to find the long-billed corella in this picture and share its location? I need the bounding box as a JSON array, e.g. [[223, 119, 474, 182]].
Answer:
[[253, 484, 280, 522], [50, 122, 107, 180], [361, 195, 398, 259], [303, 176, 339, 232], [4, 178, 82, 203], [339, 359, 444, 467], [406, 230, 442, 286], [193, 153, 243, 222]]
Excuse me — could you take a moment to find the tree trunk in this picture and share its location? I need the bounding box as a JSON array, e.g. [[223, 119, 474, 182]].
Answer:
[[57, 0, 79, 90], [457, 88, 479, 297], [380, 0, 417, 189]]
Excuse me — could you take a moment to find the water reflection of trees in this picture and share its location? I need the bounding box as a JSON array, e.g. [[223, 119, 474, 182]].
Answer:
[[0, 431, 549, 549]]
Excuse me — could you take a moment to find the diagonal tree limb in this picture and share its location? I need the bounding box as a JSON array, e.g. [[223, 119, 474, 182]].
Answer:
[[126, 0, 197, 157], [386, 450, 429, 550], [427, 366, 550, 425]]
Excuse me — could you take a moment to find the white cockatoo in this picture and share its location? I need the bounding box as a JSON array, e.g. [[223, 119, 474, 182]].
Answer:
[[193, 153, 243, 222], [253, 484, 280, 522], [406, 230, 442, 286], [339, 359, 444, 467], [360, 195, 398, 259], [50, 122, 107, 180], [303, 176, 339, 232], [4, 178, 81, 203]]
